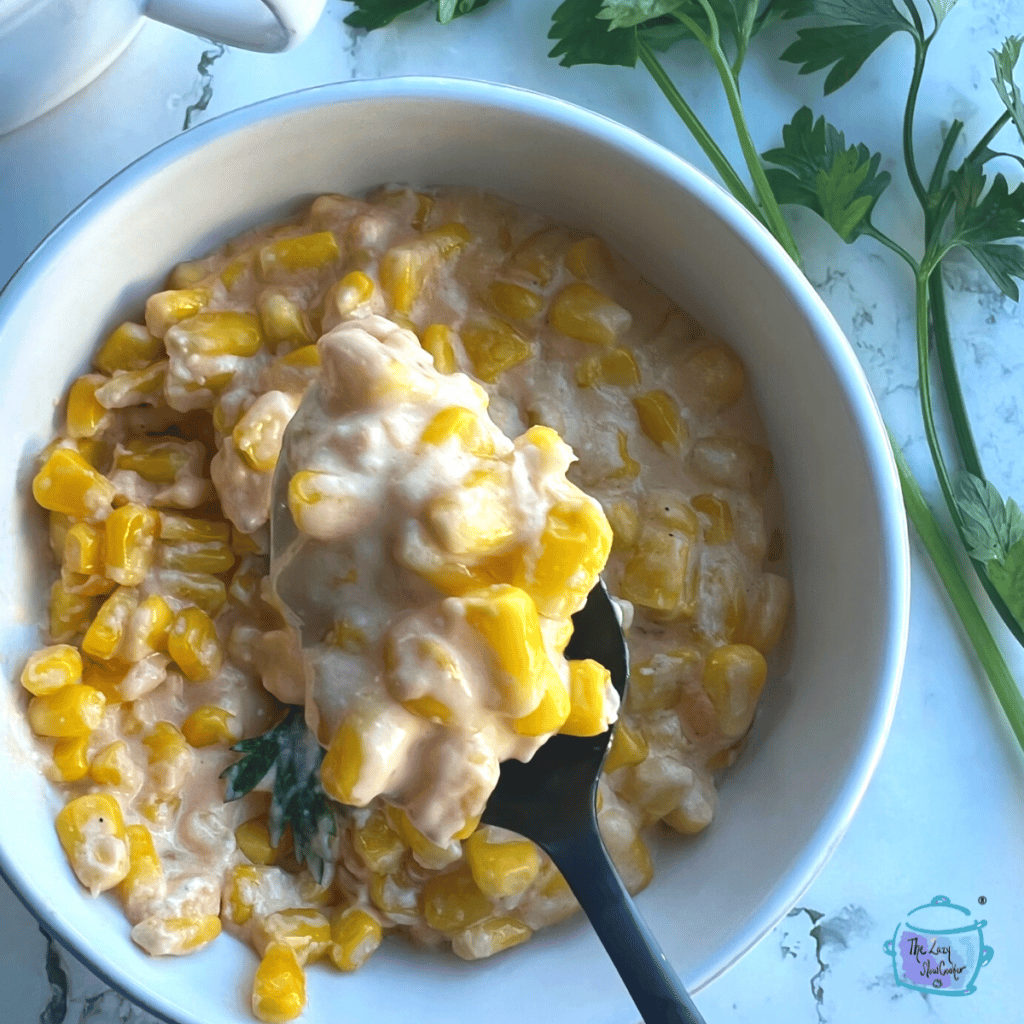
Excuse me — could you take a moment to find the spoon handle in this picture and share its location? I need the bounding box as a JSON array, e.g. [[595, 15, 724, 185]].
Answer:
[[545, 821, 708, 1024]]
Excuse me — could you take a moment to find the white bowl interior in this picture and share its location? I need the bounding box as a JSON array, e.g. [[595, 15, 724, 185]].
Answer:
[[0, 80, 908, 1024]]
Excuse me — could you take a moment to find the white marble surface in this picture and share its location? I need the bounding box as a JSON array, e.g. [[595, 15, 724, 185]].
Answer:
[[2, 1, 1023, 1021]]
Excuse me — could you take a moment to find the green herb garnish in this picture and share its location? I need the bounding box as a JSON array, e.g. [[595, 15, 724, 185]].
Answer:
[[221, 706, 337, 883]]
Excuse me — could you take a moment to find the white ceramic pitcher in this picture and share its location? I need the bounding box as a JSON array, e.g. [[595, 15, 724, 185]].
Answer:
[[0, 0, 326, 136]]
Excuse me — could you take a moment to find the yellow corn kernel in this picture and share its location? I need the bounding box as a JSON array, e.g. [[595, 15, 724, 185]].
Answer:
[[66, 375, 111, 439], [256, 909, 331, 966], [325, 619, 367, 653], [604, 720, 649, 774], [426, 467, 515, 557], [619, 529, 690, 613], [549, 282, 631, 347], [50, 581, 95, 641], [158, 514, 230, 543], [150, 915, 222, 953], [561, 659, 612, 737], [452, 916, 533, 960], [232, 397, 293, 474], [464, 830, 540, 900], [226, 864, 261, 924], [89, 740, 134, 787], [650, 492, 701, 537], [320, 717, 362, 806], [33, 448, 116, 520], [94, 362, 167, 409], [328, 270, 375, 317], [514, 675, 570, 736], [353, 810, 405, 874], [81, 661, 127, 704], [383, 806, 459, 870], [286, 470, 362, 542], [161, 571, 227, 615], [605, 500, 638, 550], [104, 504, 158, 586], [612, 834, 654, 894], [576, 348, 641, 388], [512, 498, 612, 620], [488, 280, 544, 321], [233, 816, 289, 866], [76, 436, 110, 469], [160, 540, 235, 575], [421, 865, 492, 936], [259, 232, 340, 277], [633, 390, 687, 450], [95, 323, 164, 374], [49, 511, 75, 559], [401, 694, 456, 726], [627, 647, 700, 713], [55, 793, 128, 893], [176, 311, 264, 358], [453, 813, 482, 842], [28, 683, 105, 738], [702, 644, 768, 738], [738, 573, 790, 654], [252, 942, 306, 1024], [277, 343, 321, 369], [221, 255, 251, 290], [684, 342, 745, 410], [420, 323, 457, 374], [461, 585, 555, 718], [258, 293, 312, 350], [508, 227, 569, 285], [52, 734, 91, 782], [145, 288, 210, 338], [420, 406, 494, 456], [329, 907, 382, 972], [132, 594, 174, 654], [460, 317, 533, 382], [687, 436, 774, 495], [605, 430, 641, 481], [380, 223, 471, 313], [182, 705, 237, 747], [60, 570, 116, 599], [114, 439, 189, 485], [21, 644, 83, 696], [692, 493, 734, 544], [168, 606, 222, 682], [170, 256, 217, 288], [64, 523, 103, 576], [565, 236, 613, 280]]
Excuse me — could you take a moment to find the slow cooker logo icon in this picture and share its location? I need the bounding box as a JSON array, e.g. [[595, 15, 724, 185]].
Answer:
[[883, 895, 994, 996]]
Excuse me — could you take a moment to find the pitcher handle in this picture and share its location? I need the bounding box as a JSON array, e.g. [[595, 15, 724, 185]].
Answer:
[[145, 0, 325, 53]]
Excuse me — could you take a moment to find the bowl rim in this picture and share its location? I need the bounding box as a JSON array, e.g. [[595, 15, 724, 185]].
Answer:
[[0, 74, 911, 1023]]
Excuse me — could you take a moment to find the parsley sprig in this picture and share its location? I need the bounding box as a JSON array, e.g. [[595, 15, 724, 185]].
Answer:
[[346, 0, 1024, 752], [221, 706, 337, 883]]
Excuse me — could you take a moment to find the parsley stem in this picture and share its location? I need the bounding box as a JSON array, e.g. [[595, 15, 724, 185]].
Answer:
[[966, 111, 1012, 164], [672, 4, 803, 267], [926, 119, 964, 200], [889, 431, 1024, 756], [636, 40, 766, 228], [860, 223, 918, 272], [903, 36, 930, 207]]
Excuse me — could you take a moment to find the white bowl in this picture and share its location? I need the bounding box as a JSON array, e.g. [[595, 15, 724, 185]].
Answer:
[[0, 78, 910, 1024]]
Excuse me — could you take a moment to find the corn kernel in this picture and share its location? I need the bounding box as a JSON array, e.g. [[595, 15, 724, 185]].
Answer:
[[51, 734, 91, 782], [161, 571, 227, 615], [489, 280, 544, 321], [160, 539, 235, 575], [81, 660, 127, 704], [384, 806, 460, 871], [259, 232, 340, 277], [549, 282, 631, 347], [168, 606, 222, 682], [627, 647, 700, 713], [157, 514, 228, 543], [633, 390, 687, 449], [605, 500, 638, 550], [465, 830, 540, 900], [508, 228, 568, 285], [232, 391, 297, 474], [687, 437, 774, 494], [221, 255, 251, 290], [321, 717, 363, 806], [327, 270, 375, 317], [420, 323, 457, 373], [29, 683, 105, 737], [512, 498, 612, 620], [606, 430, 641, 480], [380, 223, 470, 313], [461, 585, 555, 718], [89, 740, 135, 787], [226, 864, 261, 924], [287, 470, 365, 542], [452, 916, 532, 960], [233, 816, 288, 866], [64, 523, 103, 576], [514, 675, 571, 736], [619, 529, 690, 614], [144, 915, 221, 953], [421, 865, 492, 936], [66, 375, 112, 439], [565, 236, 613, 280], [252, 942, 306, 1023], [21, 644, 82, 696], [561, 659, 612, 737], [650, 492, 701, 537], [55, 793, 129, 893], [276, 343, 320, 370], [115, 438, 193, 484], [420, 406, 494, 456], [258, 293, 312, 350], [49, 581, 95, 642], [94, 362, 166, 408], [353, 810, 405, 874], [329, 907, 382, 971], [182, 705, 237, 747], [33, 448, 116, 520], [460, 317, 533, 382], [95, 323, 163, 374], [104, 503, 158, 586], [738, 573, 790, 653], [692, 493, 734, 543], [175, 311, 264, 358], [684, 342, 745, 410], [702, 644, 768, 738], [145, 289, 210, 338], [576, 348, 641, 388], [604, 720, 649, 774], [426, 467, 516, 557]]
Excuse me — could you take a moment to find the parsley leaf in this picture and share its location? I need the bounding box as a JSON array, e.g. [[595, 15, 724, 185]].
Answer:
[[944, 161, 1024, 300], [550, 0, 639, 67], [222, 706, 337, 883], [954, 472, 1024, 628], [344, 0, 494, 30], [599, 0, 685, 29], [780, 0, 919, 95], [761, 106, 891, 241], [925, 0, 958, 26], [993, 36, 1024, 147]]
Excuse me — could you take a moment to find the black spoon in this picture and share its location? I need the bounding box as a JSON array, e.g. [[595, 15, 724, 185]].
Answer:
[[481, 580, 707, 1024]]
